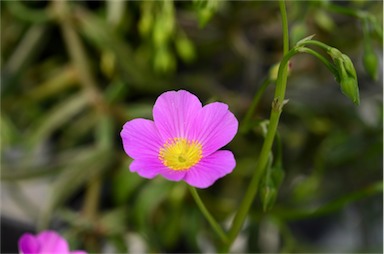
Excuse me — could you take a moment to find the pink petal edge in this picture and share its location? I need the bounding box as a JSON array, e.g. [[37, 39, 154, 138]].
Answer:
[[130, 158, 187, 181], [37, 230, 70, 253], [153, 90, 202, 141], [184, 150, 236, 188], [18, 233, 40, 254], [120, 118, 163, 160], [189, 102, 238, 157]]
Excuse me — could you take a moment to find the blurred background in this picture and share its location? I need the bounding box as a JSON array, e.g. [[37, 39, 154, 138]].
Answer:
[[1, 0, 382, 253]]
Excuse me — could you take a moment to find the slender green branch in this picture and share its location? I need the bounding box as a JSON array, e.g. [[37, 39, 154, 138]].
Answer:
[[222, 1, 291, 251], [53, 1, 107, 251], [272, 181, 383, 221], [325, 2, 366, 19], [298, 40, 332, 51], [325, 2, 382, 41], [83, 176, 101, 220], [280, 0, 289, 55], [5, 0, 52, 23], [298, 47, 338, 78], [241, 78, 271, 132], [82, 176, 102, 252], [188, 186, 228, 244], [54, 0, 106, 113]]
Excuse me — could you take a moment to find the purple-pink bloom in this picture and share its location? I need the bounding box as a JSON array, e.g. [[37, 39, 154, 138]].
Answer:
[[120, 90, 238, 188], [18, 230, 86, 254]]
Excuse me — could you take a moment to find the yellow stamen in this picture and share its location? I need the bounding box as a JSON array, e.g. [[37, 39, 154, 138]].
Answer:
[[159, 138, 203, 170]]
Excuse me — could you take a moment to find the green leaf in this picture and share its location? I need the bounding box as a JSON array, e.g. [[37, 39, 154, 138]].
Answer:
[[77, 9, 169, 91], [134, 180, 173, 243], [100, 207, 128, 235], [295, 34, 316, 46], [112, 160, 144, 205], [95, 114, 114, 149], [27, 93, 89, 148], [1, 146, 99, 180], [37, 147, 112, 230]]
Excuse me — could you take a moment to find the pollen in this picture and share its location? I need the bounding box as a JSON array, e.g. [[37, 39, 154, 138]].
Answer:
[[159, 138, 203, 170]]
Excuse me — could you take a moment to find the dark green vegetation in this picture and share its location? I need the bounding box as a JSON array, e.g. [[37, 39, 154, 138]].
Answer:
[[1, 1, 382, 253]]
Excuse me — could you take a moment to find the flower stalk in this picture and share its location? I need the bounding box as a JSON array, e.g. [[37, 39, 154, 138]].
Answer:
[[188, 186, 228, 244], [222, 0, 291, 251]]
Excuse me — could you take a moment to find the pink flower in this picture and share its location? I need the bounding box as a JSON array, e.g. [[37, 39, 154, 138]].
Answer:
[[18, 230, 87, 254], [120, 90, 238, 188]]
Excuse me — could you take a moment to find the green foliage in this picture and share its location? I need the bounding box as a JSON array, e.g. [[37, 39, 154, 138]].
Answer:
[[137, 0, 196, 73], [1, 1, 382, 253], [193, 0, 221, 28]]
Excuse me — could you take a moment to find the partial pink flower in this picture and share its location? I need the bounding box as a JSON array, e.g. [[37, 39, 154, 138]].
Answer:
[[120, 90, 238, 188], [18, 230, 87, 254]]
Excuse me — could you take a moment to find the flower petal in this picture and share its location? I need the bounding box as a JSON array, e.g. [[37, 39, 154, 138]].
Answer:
[[190, 102, 238, 156], [130, 159, 187, 181], [18, 233, 40, 254], [184, 150, 236, 188], [37, 230, 69, 253], [120, 119, 163, 160], [153, 90, 202, 141]]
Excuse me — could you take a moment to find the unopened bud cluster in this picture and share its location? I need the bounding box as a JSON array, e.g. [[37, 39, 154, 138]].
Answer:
[[328, 48, 360, 105]]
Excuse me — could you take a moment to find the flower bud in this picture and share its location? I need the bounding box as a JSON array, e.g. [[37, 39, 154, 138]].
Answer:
[[341, 54, 357, 80], [340, 76, 360, 105], [291, 23, 308, 45], [260, 177, 277, 212], [314, 10, 335, 32], [194, 0, 220, 28], [138, 3, 153, 37], [269, 61, 292, 81], [328, 48, 360, 105], [153, 19, 169, 47], [340, 54, 359, 105], [327, 47, 343, 61], [176, 34, 195, 63], [363, 48, 379, 80], [260, 165, 285, 212], [153, 46, 175, 73], [271, 165, 285, 188]]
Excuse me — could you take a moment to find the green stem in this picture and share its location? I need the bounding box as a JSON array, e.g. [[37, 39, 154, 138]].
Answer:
[[298, 39, 332, 51], [272, 181, 383, 221], [83, 176, 102, 252], [326, 3, 382, 41], [54, 1, 106, 251], [54, 0, 106, 113], [222, 1, 291, 251], [275, 132, 282, 167], [188, 186, 228, 244], [241, 78, 271, 132], [325, 2, 366, 19], [298, 47, 338, 78], [83, 176, 101, 220], [5, 0, 52, 23], [280, 0, 289, 55]]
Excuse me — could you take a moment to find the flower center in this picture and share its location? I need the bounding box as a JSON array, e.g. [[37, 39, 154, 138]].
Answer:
[[159, 138, 203, 170]]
